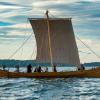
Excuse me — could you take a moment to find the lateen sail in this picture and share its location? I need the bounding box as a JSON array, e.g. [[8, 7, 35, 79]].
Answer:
[[29, 18, 81, 69]]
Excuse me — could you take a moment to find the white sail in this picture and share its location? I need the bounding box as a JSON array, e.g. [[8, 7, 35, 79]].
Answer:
[[29, 18, 81, 69]]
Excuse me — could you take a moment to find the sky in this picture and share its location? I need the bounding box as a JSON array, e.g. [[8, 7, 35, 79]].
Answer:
[[0, 0, 100, 63]]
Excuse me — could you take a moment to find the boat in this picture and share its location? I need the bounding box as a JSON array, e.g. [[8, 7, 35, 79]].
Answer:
[[1, 67, 100, 78], [0, 10, 100, 78]]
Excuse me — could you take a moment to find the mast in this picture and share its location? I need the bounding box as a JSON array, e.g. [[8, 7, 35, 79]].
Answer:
[[29, 13, 82, 69], [45, 10, 53, 67]]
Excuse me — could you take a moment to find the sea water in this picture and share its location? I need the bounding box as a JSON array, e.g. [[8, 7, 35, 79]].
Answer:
[[0, 67, 100, 100]]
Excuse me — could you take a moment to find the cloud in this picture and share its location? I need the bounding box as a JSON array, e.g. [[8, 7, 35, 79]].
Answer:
[[33, 0, 78, 7], [0, 5, 23, 10], [0, 0, 100, 61], [83, 0, 100, 2], [0, 21, 13, 26], [2, 23, 31, 29]]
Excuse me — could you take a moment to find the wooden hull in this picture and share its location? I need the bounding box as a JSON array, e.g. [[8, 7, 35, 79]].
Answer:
[[0, 67, 100, 78]]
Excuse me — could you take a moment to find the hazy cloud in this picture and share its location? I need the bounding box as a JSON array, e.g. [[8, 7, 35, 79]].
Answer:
[[0, 0, 100, 62]]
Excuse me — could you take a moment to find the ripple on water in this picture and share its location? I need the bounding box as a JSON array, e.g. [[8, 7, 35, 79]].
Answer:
[[0, 78, 100, 100]]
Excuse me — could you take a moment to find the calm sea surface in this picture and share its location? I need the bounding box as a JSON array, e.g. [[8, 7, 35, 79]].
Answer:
[[0, 67, 100, 100]]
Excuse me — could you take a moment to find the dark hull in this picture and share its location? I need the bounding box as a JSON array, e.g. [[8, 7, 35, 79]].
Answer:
[[0, 67, 100, 78]]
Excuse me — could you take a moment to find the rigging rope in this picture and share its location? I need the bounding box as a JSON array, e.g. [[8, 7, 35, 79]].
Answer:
[[28, 34, 36, 60], [79, 50, 91, 54], [29, 50, 34, 60], [47, 11, 100, 61], [20, 19, 30, 58], [76, 36, 100, 59], [8, 33, 33, 59], [8, 19, 34, 60]]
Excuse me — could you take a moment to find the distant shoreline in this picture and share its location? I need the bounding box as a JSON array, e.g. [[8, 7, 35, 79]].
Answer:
[[0, 59, 100, 67]]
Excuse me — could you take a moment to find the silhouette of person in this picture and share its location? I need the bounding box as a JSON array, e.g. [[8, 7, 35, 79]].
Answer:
[[81, 64, 85, 70], [2, 64, 6, 70], [78, 64, 85, 71], [53, 65, 57, 72], [34, 67, 38, 72], [27, 64, 32, 73], [37, 66, 43, 72]]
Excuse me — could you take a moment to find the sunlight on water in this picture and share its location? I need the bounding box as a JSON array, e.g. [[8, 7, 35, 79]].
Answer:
[[0, 77, 100, 100]]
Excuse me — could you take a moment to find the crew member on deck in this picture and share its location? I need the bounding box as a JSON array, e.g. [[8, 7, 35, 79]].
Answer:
[[78, 64, 85, 71], [27, 64, 32, 73], [15, 65, 20, 72], [53, 65, 57, 72], [34, 67, 38, 72], [81, 64, 85, 70], [34, 66, 43, 72], [2, 64, 6, 70], [37, 66, 43, 72]]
